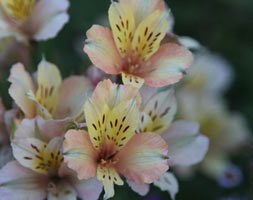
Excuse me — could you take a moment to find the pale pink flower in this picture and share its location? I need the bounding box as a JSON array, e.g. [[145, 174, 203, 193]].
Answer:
[[0, 0, 69, 43], [84, 0, 193, 88], [180, 52, 234, 96], [0, 118, 102, 200], [63, 80, 169, 199], [8, 58, 93, 121], [130, 86, 209, 199]]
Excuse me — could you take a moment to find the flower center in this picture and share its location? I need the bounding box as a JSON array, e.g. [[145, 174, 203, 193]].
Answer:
[[34, 149, 64, 175], [98, 149, 119, 168], [1, 0, 35, 21]]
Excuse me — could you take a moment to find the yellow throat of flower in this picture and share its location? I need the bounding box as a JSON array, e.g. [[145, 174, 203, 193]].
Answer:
[[1, 0, 35, 21]]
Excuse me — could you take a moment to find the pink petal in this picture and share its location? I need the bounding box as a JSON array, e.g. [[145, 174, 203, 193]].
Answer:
[[115, 132, 169, 184], [63, 130, 98, 180], [55, 76, 93, 120], [139, 43, 193, 87], [127, 180, 150, 196], [84, 25, 122, 74], [153, 172, 179, 200], [30, 0, 70, 41], [162, 120, 209, 166], [8, 63, 36, 118], [13, 119, 36, 140], [74, 178, 103, 200], [0, 161, 47, 200], [36, 117, 69, 141]]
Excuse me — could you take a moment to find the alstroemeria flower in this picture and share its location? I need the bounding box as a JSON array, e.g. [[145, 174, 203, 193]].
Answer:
[[63, 80, 169, 199], [177, 90, 250, 179], [0, 0, 69, 43], [84, 0, 193, 88], [8, 58, 93, 121], [0, 118, 102, 200], [130, 86, 209, 199], [180, 52, 233, 96]]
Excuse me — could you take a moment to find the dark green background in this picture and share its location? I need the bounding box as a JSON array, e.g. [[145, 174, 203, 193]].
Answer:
[[1, 0, 253, 199]]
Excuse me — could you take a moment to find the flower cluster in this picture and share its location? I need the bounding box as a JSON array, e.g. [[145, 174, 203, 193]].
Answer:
[[0, 0, 249, 200]]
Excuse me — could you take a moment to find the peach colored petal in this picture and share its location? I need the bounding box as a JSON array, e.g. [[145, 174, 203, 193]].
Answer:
[[55, 76, 93, 120], [115, 132, 168, 184], [84, 25, 122, 74], [0, 161, 47, 200], [138, 43, 193, 87], [8, 63, 36, 118], [119, 0, 166, 25], [63, 130, 98, 180]]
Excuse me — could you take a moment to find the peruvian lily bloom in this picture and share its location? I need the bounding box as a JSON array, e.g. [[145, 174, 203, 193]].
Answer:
[[0, 0, 69, 43], [177, 90, 250, 179], [84, 0, 193, 88], [180, 51, 233, 96], [8, 58, 93, 121], [129, 86, 209, 199], [63, 79, 169, 199], [0, 118, 102, 200]]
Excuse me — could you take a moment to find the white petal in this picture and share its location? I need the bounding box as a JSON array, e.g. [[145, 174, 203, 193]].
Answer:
[[163, 120, 209, 166], [127, 180, 150, 196], [153, 172, 179, 200], [30, 0, 69, 41], [0, 161, 47, 200]]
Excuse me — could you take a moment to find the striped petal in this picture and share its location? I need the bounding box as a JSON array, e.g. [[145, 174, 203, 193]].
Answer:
[[109, 1, 135, 57], [35, 58, 62, 117], [119, 0, 166, 25], [138, 86, 177, 134]]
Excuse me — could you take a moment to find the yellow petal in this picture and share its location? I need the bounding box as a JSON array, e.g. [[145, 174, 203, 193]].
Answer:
[[121, 72, 144, 88], [97, 165, 123, 200], [1, 0, 35, 21], [131, 10, 169, 61], [12, 137, 64, 175], [36, 58, 62, 116], [106, 100, 139, 151], [138, 87, 177, 134], [84, 99, 110, 150], [109, 1, 135, 57]]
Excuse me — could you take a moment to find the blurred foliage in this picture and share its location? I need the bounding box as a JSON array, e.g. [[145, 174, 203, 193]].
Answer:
[[0, 0, 253, 199]]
